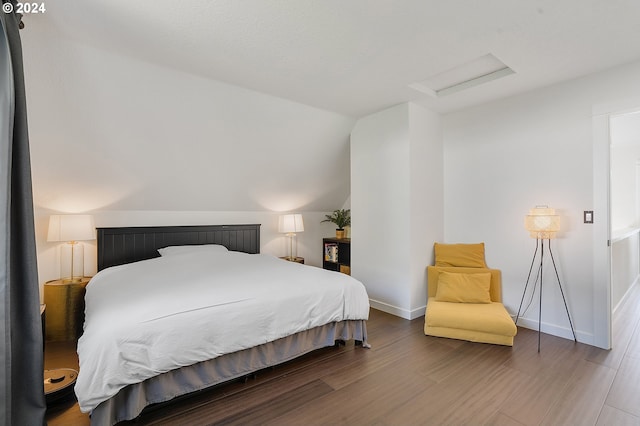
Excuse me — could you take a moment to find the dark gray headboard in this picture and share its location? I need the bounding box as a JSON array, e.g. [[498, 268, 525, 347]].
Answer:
[[97, 224, 261, 271]]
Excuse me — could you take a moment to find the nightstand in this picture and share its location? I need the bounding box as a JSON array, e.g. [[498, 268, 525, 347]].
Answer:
[[44, 277, 91, 341], [279, 256, 304, 264]]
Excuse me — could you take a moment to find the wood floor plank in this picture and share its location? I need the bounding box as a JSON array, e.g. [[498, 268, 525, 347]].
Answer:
[[596, 405, 640, 426], [422, 340, 513, 385], [379, 364, 528, 425], [144, 379, 335, 426], [540, 359, 617, 426], [141, 345, 365, 424], [485, 412, 527, 426], [264, 358, 437, 425], [503, 327, 588, 377], [585, 319, 636, 369], [213, 380, 334, 426], [587, 283, 640, 369], [624, 313, 640, 360], [322, 329, 454, 390], [497, 339, 590, 425], [605, 354, 640, 416], [497, 368, 574, 425]]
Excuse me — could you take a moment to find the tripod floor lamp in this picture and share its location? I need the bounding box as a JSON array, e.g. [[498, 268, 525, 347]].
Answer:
[[515, 206, 577, 352]]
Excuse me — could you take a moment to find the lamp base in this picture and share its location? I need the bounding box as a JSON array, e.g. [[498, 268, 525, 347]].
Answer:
[[60, 242, 84, 283]]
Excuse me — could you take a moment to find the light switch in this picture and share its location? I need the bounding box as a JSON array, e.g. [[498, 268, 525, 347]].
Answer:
[[584, 211, 593, 224]]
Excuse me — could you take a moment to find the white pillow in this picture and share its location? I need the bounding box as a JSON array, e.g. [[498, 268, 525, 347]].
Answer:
[[157, 244, 229, 257]]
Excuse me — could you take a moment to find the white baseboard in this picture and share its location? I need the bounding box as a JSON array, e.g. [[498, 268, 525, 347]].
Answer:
[[514, 316, 593, 345], [369, 299, 425, 320]]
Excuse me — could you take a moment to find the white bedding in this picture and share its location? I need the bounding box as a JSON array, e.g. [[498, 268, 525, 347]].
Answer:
[[75, 251, 370, 413]]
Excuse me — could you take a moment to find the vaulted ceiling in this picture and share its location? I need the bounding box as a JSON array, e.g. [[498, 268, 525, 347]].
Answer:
[[29, 0, 640, 117]]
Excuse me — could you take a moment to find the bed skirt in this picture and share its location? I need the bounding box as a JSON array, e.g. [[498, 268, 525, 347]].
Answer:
[[89, 319, 367, 425]]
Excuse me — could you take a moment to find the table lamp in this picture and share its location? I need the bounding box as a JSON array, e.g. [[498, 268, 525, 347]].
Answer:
[[278, 214, 304, 261], [47, 214, 95, 283]]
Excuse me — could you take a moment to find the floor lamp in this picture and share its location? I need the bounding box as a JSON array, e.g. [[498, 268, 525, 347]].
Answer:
[[515, 206, 577, 352]]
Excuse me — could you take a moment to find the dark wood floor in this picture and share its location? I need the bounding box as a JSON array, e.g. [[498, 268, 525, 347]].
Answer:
[[46, 283, 640, 425]]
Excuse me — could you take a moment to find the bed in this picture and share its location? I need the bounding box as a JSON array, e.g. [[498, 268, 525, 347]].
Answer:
[[75, 224, 370, 425]]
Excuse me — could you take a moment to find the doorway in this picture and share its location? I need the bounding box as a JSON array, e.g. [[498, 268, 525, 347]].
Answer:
[[609, 112, 640, 313], [593, 104, 640, 350]]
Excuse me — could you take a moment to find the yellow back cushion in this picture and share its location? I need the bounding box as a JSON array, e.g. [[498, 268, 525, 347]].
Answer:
[[434, 242, 487, 268], [434, 271, 492, 304]]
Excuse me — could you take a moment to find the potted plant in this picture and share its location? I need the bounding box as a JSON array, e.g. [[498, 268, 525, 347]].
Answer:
[[321, 209, 351, 239]]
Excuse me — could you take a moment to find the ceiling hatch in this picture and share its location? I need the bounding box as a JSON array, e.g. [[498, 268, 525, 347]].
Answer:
[[410, 53, 514, 98]]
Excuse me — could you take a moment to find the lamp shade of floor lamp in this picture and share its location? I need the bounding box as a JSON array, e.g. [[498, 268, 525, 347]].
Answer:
[[516, 206, 576, 351], [524, 206, 560, 239], [278, 214, 304, 260], [47, 214, 95, 283]]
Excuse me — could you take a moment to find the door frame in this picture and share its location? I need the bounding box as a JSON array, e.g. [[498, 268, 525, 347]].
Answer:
[[592, 98, 640, 349], [592, 112, 612, 349]]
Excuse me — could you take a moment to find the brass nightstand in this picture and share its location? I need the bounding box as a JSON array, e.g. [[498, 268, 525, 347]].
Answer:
[[44, 277, 91, 341]]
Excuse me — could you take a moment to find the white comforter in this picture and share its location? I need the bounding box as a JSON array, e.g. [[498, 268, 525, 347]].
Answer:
[[75, 250, 370, 413]]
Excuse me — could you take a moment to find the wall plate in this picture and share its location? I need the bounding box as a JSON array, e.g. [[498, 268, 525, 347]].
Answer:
[[584, 211, 594, 224]]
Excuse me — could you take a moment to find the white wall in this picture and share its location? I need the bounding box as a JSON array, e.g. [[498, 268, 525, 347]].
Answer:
[[611, 145, 640, 230], [351, 104, 412, 314], [21, 36, 355, 214], [409, 104, 444, 310], [443, 59, 640, 347], [21, 23, 357, 295], [351, 103, 443, 319], [611, 231, 640, 312]]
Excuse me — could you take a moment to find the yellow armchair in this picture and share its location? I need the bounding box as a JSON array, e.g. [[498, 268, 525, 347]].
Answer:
[[424, 243, 517, 346]]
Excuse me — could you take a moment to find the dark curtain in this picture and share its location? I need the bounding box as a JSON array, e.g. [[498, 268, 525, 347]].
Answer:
[[1, 2, 47, 425]]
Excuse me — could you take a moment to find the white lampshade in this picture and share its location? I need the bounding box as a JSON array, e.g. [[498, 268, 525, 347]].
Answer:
[[524, 206, 559, 239], [47, 215, 95, 242], [278, 214, 304, 234], [48, 215, 95, 282]]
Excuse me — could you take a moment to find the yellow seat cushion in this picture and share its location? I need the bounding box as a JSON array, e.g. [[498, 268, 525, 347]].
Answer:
[[425, 297, 517, 337]]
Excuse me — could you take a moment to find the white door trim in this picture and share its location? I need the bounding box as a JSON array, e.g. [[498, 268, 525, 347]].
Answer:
[[592, 97, 640, 349]]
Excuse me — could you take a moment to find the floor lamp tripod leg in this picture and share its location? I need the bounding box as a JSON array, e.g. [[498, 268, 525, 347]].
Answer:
[[538, 239, 544, 352], [516, 238, 539, 324], [548, 241, 577, 342]]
